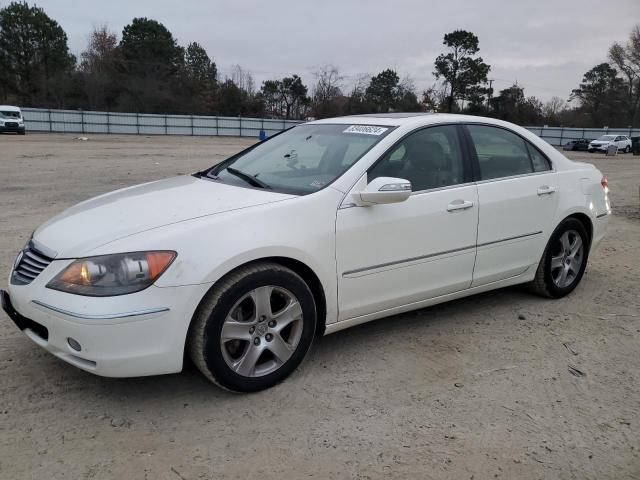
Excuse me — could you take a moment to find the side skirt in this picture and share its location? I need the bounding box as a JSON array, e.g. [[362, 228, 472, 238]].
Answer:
[[324, 264, 536, 335]]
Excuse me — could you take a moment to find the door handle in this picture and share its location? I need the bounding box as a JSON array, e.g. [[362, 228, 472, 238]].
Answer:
[[537, 185, 556, 196], [447, 200, 474, 212]]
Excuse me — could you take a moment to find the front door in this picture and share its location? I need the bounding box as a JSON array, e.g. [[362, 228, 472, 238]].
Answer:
[[336, 125, 479, 321]]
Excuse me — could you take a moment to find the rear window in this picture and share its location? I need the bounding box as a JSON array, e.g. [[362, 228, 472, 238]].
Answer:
[[467, 125, 551, 180]]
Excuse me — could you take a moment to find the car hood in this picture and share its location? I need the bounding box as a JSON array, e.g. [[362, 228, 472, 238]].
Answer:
[[590, 140, 610, 145], [34, 175, 295, 258]]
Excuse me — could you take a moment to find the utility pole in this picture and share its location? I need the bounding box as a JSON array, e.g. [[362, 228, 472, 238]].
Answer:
[[487, 79, 494, 109]]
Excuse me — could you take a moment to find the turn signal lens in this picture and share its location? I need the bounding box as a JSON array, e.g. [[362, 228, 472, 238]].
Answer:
[[47, 251, 176, 296], [146, 251, 176, 279]]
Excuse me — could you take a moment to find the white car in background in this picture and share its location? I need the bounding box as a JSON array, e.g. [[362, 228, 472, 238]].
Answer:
[[588, 134, 632, 153], [0, 105, 25, 135], [2, 113, 611, 392]]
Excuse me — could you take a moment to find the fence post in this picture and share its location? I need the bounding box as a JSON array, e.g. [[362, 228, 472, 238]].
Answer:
[[164, 114, 168, 135], [136, 112, 140, 135], [215, 117, 219, 136], [239, 117, 242, 137], [191, 115, 194, 136], [107, 112, 111, 134], [560, 127, 564, 146], [48, 109, 52, 133], [81, 110, 85, 134], [282, 119, 286, 131]]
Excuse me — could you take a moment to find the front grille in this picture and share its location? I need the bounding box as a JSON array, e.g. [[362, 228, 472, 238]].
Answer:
[[5, 122, 18, 128], [11, 243, 54, 285]]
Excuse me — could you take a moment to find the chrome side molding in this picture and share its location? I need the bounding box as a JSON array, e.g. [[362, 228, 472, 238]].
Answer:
[[31, 300, 169, 320]]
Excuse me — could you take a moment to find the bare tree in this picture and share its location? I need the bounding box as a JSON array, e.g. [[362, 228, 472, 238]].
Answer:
[[421, 83, 447, 112], [80, 25, 118, 73], [608, 25, 640, 126], [349, 73, 371, 101], [543, 96, 567, 123], [230, 64, 255, 96], [79, 25, 120, 109], [311, 64, 344, 118]]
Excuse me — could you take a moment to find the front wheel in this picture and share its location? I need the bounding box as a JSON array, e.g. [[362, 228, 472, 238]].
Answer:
[[529, 218, 589, 298], [188, 262, 316, 392], [624, 145, 631, 153]]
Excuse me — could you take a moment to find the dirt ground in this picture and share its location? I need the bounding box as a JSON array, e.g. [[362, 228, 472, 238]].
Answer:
[[0, 134, 638, 480]]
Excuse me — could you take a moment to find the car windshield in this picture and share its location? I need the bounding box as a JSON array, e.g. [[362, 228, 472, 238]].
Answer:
[[597, 135, 616, 141], [0, 110, 20, 118], [206, 123, 394, 194]]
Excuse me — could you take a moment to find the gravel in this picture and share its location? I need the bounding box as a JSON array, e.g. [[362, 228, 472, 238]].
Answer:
[[1, 134, 638, 479]]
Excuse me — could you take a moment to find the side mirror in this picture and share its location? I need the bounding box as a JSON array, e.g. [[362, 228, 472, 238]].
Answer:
[[353, 177, 412, 206]]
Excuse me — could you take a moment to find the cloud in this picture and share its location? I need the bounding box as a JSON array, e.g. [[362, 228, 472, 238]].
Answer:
[[35, 0, 640, 100]]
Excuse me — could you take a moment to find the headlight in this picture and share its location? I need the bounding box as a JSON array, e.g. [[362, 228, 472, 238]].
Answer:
[[47, 251, 176, 296]]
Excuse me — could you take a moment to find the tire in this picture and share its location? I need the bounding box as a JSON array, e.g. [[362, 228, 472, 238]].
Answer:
[[187, 262, 316, 392], [624, 145, 631, 153], [529, 218, 590, 298]]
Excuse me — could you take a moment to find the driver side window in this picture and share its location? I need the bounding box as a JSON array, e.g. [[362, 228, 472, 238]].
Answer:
[[368, 125, 465, 192]]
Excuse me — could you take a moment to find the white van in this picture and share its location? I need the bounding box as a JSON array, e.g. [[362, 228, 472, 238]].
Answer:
[[0, 105, 25, 135]]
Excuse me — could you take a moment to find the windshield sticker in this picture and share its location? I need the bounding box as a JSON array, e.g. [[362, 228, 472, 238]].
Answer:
[[343, 125, 389, 136]]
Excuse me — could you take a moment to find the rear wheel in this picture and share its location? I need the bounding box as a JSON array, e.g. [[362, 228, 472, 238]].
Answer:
[[188, 262, 316, 392], [624, 145, 631, 153], [529, 218, 589, 298]]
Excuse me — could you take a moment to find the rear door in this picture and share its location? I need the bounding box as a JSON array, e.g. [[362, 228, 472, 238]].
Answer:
[[464, 124, 559, 287]]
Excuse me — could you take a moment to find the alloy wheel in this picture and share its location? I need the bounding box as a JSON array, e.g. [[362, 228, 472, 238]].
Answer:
[[220, 286, 303, 377], [550, 230, 584, 288]]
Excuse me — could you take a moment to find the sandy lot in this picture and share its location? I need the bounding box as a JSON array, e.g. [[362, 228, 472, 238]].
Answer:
[[1, 134, 639, 479]]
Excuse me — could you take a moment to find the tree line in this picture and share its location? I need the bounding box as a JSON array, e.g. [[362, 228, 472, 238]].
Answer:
[[1, 2, 639, 127]]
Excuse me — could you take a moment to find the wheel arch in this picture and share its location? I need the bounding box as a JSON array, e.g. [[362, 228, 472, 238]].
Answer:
[[262, 256, 327, 336], [187, 256, 328, 346], [564, 212, 593, 249]]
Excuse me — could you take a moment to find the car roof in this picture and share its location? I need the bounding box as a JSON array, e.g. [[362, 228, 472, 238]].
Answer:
[[306, 112, 520, 128], [0, 105, 21, 112]]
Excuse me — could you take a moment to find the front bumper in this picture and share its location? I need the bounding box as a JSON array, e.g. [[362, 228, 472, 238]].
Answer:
[[588, 144, 610, 152], [0, 124, 25, 133], [2, 279, 210, 377]]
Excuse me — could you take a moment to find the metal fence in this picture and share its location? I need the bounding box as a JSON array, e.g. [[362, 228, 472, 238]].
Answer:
[[524, 126, 640, 146], [21, 107, 301, 137], [20, 108, 640, 144]]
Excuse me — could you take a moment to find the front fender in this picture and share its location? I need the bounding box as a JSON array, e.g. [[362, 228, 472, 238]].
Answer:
[[87, 187, 343, 324]]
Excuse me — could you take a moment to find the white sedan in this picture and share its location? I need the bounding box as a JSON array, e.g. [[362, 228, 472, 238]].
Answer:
[[2, 114, 611, 391]]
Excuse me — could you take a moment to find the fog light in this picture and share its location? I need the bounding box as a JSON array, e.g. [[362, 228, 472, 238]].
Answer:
[[67, 337, 82, 351]]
